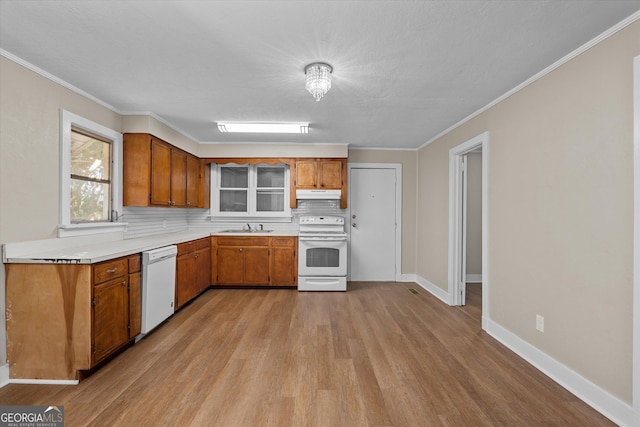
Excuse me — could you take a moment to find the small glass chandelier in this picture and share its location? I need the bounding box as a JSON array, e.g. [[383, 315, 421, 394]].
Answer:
[[305, 62, 333, 101]]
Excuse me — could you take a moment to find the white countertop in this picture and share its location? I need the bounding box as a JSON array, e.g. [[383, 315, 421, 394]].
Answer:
[[3, 229, 298, 264]]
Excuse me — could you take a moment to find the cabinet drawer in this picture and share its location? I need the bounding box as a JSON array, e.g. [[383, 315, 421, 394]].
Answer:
[[177, 241, 195, 255], [271, 236, 296, 247], [94, 258, 128, 284], [128, 254, 141, 273], [195, 237, 210, 250], [216, 236, 269, 247]]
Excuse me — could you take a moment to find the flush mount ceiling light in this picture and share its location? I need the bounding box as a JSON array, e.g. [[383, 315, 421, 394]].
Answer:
[[305, 62, 333, 102], [217, 122, 309, 134]]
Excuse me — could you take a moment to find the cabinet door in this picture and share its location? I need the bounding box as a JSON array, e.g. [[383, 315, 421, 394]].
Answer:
[[93, 277, 130, 364], [129, 272, 141, 339], [123, 133, 152, 207], [150, 138, 172, 206], [244, 247, 270, 285], [217, 247, 244, 284], [171, 148, 188, 207], [186, 154, 201, 207], [318, 160, 343, 189], [176, 252, 197, 309], [271, 247, 296, 286], [295, 159, 318, 188], [195, 246, 211, 293]]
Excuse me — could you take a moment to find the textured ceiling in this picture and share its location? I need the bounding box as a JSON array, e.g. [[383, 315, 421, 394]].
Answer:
[[1, 1, 638, 149]]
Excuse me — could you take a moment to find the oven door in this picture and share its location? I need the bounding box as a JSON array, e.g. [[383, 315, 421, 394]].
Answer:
[[298, 237, 347, 277]]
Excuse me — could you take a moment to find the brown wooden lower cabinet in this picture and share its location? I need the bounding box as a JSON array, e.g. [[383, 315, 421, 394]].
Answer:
[[212, 236, 297, 287], [176, 237, 211, 309], [5, 253, 142, 380]]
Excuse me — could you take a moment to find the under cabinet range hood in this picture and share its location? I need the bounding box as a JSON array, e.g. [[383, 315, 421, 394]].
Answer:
[[296, 189, 341, 200]]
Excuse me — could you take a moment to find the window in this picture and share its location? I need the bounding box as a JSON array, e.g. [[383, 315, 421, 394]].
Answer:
[[59, 110, 124, 237], [212, 163, 291, 219], [70, 129, 112, 222]]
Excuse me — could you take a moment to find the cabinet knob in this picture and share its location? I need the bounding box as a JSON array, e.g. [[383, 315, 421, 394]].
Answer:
[[239, 248, 243, 252]]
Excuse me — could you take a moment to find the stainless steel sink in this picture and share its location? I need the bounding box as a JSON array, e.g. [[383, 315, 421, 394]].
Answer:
[[219, 229, 273, 233]]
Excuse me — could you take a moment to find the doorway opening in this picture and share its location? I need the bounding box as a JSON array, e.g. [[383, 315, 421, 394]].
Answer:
[[448, 132, 489, 329]]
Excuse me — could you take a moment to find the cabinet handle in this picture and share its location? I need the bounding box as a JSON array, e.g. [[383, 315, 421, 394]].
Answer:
[[106, 268, 118, 273]]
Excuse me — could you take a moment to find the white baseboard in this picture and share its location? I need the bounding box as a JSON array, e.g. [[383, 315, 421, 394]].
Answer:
[[465, 273, 482, 283], [486, 319, 639, 427], [401, 274, 451, 305], [0, 364, 8, 388]]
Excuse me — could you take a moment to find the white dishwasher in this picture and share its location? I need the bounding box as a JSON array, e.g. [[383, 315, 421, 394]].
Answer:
[[138, 245, 177, 340]]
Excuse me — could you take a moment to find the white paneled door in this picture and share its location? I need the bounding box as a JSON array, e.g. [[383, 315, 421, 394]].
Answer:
[[349, 167, 398, 281]]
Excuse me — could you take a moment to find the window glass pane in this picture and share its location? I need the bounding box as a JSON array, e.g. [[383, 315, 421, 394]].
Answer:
[[256, 189, 284, 212], [305, 248, 340, 268], [220, 189, 247, 212], [256, 167, 284, 188], [70, 179, 110, 222], [71, 131, 110, 180], [221, 167, 248, 188]]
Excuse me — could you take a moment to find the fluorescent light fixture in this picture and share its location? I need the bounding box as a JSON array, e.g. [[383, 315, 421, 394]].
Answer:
[[217, 122, 309, 134]]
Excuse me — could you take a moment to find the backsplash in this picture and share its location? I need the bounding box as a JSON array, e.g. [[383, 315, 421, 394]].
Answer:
[[122, 207, 190, 239], [123, 200, 345, 238]]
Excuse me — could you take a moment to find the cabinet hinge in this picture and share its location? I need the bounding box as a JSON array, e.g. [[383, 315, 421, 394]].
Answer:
[[127, 324, 131, 330], [91, 344, 96, 354], [92, 297, 96, 306]]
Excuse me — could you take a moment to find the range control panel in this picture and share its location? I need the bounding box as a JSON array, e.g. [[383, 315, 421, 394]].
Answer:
[[299, 216, 345, 225]]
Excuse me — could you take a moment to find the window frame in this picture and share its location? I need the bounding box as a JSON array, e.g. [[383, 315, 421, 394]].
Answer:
[[59, 110, 125, 237], [210, 162, 292, 221]]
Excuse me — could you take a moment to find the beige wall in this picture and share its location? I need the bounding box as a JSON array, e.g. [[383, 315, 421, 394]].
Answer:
[[0, 56, 122, 243], [417, 21, 639, 403], [465, 152, 482, 275], [347, 149, 417, 275], [122, 115, 201, 155]]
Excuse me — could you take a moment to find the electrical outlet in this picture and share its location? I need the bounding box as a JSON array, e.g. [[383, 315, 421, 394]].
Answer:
[[536, 315, 544, 332]]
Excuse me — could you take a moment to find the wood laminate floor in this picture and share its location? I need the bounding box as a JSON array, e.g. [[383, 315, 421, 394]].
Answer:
[[0, 282, 615, 426]]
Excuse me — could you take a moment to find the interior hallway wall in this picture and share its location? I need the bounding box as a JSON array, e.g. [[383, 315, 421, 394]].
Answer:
[[416, 20, 639, 403], [465, 152, 483, 277]]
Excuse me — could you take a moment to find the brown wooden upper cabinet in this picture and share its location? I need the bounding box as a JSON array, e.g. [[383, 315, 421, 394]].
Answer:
[[292, 158, 347, 208], [124, 133, 203, 208]]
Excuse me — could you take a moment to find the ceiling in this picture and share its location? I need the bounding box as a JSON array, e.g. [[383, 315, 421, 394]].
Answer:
[[1, 1, 638, 149]]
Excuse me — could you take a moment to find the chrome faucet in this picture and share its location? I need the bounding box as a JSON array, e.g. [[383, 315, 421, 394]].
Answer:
[[245, 223, 252, 231], [259, 224, 264, 231]]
